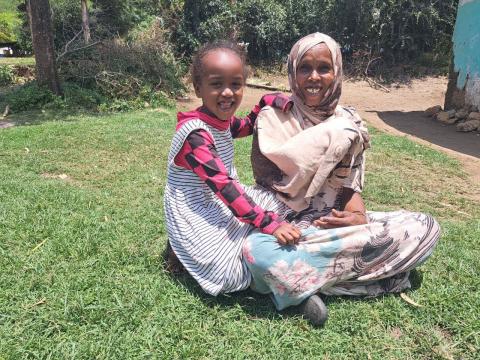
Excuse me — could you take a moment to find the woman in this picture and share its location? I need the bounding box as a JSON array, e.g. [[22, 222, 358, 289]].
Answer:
[[244, 33, 440, 326]]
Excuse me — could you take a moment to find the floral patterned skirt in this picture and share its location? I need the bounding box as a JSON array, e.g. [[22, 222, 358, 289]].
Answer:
[[243, 210, 440, 310]]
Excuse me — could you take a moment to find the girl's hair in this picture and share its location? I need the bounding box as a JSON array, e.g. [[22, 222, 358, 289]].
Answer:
[[191, 40, 248, 87]]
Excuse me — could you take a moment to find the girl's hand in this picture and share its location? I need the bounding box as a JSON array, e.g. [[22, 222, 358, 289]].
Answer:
[[313, 209, 367, 229], [273, 223, 302, 246]]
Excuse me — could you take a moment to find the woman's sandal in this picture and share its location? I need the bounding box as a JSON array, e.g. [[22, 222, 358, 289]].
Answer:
[[299, 294, 328, 326]]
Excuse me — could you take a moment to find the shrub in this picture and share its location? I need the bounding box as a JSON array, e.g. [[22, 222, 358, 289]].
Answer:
[[237, 0, 290, 63], [3, 81, 106, 113], [3, 82, 56, 112], [62, 82, 105, 109], [174, 0, 237, 58], [0, 65, 15, 86], [173, 0, 458, 68], [59, 18, 185, 98], [97, 87, 174, 113]]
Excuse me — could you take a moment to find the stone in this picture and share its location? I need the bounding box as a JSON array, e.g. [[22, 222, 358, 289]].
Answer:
[[425, 105, 442, 117], [0, 121, 15, 129], [456, 119, 480, 132], [436, 111, 457, 125], [446, 109, 456, 118], [467, 112, 480, 121], [469, 105, 478, 113], [455, 109, 469, 120]]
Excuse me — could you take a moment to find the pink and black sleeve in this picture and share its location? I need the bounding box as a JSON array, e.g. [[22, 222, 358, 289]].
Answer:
[[174, 129, 285, 234], [230, 93, 292, 138]]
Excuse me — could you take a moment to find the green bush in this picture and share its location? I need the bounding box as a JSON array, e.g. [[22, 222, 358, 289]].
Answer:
[[62, 82, 106, 109], [237, 0, 290, 62], [59, 19, 185, 98], [174, 0, 458, 67], [174, 0, 237, 57], [0, 65, 15, 86], [3, 81, 106, 113], [3, 82, 56, 112], [98, 87, 174, 113], [0, 11, 20, 43]]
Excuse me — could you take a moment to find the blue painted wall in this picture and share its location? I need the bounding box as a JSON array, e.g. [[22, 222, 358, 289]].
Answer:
[[452, 0, 480, 107]]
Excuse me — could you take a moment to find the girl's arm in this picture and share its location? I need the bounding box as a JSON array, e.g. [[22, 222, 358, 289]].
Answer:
[[174, 129, 301, 244], [230, 93, 291, 138]]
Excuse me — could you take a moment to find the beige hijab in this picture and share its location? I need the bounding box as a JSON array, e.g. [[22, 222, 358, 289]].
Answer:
[[255, 33, 369, 211], [288, 32, 343, 128]]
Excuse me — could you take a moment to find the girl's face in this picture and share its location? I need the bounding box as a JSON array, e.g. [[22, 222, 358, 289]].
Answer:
[[295, 43, 334, 107], [194, 50, 245, 120]]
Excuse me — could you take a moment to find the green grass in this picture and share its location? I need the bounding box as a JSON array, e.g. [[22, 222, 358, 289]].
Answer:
[[1, 107, 479, 359], [0, 57, 35, 66]]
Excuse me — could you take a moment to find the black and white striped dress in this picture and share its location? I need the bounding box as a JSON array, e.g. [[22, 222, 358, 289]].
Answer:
[[164, 119, 286, 295]]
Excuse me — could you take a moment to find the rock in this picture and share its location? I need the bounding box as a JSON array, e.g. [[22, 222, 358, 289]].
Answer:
[[436, 111, 457, 124], [467, 112, 480, 121], [456, 119, 480, 132], [455, 108, 469, 120], [446, 109, 456, 118], [0, 121, 14, 129], [469, 105, 478, 112], [425, 105, 442, 117]]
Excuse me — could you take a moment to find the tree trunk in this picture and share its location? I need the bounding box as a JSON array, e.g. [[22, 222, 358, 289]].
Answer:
[[27, 0, 62, 95], [81, 0, 91, 43]]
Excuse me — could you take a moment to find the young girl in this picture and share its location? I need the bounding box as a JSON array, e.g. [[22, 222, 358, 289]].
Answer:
[[163, 40, 301, 296], [244, 33, 441, 326]]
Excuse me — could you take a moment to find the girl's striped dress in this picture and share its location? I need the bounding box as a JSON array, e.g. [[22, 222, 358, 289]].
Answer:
[[164, 114, 287, 296]]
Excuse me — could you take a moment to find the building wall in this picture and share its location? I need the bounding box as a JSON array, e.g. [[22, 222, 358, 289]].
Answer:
[[445, 0, 480, 110]]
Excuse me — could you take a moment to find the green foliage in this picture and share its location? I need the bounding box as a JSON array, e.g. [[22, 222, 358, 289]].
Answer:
[[0, 0, 21, 12], [59, 18, 185, 97], [238, 0, 290, 62], [173, 0, 458, 66], [3, 82, 56, 111], [61, 82, 106, 108], [174, 0, 237, 57], [2, 79, 172, 113], [97, 87, 174, 112], [0, 11, 20, 43], [2, 81, 106, 112], [0, 64, 14, 86]]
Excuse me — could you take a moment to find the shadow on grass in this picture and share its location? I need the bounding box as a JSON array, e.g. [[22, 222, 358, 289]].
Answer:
[[373, 110, 480, 158], [1, 108, 107, 127], [167, 267, 425, 323]]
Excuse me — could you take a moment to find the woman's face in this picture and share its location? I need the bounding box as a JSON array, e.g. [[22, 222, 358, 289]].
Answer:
[[295, 43, 334, 107]]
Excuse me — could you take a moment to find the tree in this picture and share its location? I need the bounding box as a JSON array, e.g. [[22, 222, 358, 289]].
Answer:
[[27, 0, 61, 95], [81, 0, 91, 43]]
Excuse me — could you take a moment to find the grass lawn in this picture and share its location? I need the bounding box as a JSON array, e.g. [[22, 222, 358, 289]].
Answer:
[[0, 107, 479, 359], [0, 57, 35, 66]]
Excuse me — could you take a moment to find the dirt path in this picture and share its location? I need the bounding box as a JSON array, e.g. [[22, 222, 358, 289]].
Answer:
[[178, 76, 480, 185]]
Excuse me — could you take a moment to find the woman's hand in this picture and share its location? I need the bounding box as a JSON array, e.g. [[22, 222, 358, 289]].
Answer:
[[273, 223, 302, 246], [313, 209, 367, 229]]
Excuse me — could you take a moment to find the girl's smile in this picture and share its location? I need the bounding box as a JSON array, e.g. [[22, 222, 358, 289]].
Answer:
[[194, 50, 245, 120], [296, 43, 334, 107]]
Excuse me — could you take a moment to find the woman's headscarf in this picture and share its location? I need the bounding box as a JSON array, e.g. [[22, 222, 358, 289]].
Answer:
[[252, 33, 369, 211], [287, 32, 343, 128]]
